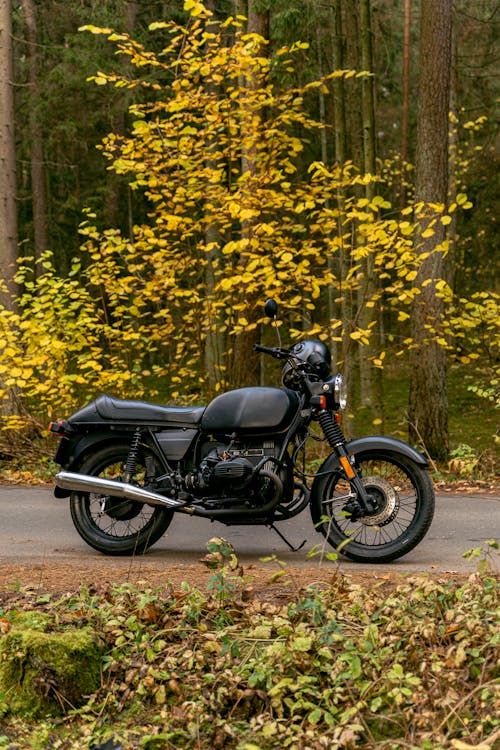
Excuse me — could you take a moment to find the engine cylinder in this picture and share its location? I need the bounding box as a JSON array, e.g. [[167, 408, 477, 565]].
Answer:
[[213, 457, 254, 482]]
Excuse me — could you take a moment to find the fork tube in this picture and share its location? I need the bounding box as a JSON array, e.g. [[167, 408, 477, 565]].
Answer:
[[318, 411, 372, 512]]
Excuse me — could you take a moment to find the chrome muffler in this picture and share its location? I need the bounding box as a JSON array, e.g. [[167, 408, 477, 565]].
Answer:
[[55, 470, 184, 510]]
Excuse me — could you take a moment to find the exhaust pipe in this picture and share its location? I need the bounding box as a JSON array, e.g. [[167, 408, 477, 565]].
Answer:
[[55, 470, 185, 510]]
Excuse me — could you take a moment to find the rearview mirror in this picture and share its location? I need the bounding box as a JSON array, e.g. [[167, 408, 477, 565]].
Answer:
[[264, 298, 278, 319]]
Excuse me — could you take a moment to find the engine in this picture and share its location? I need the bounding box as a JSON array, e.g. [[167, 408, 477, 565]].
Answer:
[[184, 440, 286, 504]]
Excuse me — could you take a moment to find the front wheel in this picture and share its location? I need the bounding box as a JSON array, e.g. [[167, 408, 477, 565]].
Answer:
[[70, 442, 173, 556], [310, 450, 435, 562]]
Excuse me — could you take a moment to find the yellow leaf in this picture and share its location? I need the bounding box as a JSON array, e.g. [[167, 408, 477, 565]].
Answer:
[[451, 740, 492, 750], [79, 25, 112, 35]]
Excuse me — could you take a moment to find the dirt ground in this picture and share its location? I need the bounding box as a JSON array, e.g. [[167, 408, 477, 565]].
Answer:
[[0, 558, 470, 607]]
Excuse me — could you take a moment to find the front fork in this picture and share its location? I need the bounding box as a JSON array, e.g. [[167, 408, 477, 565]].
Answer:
[[317, 411, 375, 516]]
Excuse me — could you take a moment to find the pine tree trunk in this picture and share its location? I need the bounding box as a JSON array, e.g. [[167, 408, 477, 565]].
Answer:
[[408, 0, 452, 461], [357, 0, 384, 429], [331, 0, 356, 436], [230, 0, 269, 389], [0, 0, 18, 309], [0, 0, 18, 420], [204, 0, 224, 392], [400, 0, 411, 208], [21, 0, 48, 259]]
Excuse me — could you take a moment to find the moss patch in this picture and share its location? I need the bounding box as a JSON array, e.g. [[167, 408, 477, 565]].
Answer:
[[0, 626, 101, 718]]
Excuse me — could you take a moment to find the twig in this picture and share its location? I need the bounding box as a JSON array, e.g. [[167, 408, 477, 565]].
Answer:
[[405, 415, 440, 474], [436, 678, 499, 732]]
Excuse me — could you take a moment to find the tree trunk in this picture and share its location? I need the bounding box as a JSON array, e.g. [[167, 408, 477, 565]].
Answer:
[[408, 0, 452, 461], [357, 0, 384, 429], [331, 1, 346, 167], [0, 0, 18, 309], [400, 0, 411, 208], [230, 0, 269, 389], [204, 0, 225, 392], [103, 1, 137, 232], [331, 0, 356, 436], [21, 0, 48, 258]]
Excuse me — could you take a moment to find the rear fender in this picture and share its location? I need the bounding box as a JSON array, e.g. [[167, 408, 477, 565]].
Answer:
[[53, 430, 147, 498], [311, 435, 428, 497]]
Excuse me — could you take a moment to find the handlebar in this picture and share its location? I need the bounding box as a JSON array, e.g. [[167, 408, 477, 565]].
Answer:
[[253, 344, 291, 360]]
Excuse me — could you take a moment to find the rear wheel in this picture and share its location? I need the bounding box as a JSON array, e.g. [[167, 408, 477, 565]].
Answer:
[[311, 450, 435, 562], [70, 443, 173, 555]]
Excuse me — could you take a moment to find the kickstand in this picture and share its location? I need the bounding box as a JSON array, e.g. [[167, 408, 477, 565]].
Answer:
[[268, 523, 307, 552]]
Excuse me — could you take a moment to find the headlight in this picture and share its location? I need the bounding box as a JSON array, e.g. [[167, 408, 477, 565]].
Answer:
[[334, 374, 347, 410], [321, 373, 347, 410]]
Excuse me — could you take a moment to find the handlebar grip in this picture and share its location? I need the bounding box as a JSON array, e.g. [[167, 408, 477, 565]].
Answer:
[[254, 344, 291, 360]]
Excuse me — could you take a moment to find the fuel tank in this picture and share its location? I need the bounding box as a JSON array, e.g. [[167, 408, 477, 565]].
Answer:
[[201, 387, 300, 435]]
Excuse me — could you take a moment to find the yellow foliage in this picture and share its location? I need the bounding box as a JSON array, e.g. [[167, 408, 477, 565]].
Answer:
[[0, 2, 495, 435]]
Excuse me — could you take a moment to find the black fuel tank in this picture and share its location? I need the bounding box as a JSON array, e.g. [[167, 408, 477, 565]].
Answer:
[[201, 387, 299, 435]]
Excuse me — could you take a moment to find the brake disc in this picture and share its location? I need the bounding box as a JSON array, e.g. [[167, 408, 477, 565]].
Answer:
[[358, 476, 400, 526]]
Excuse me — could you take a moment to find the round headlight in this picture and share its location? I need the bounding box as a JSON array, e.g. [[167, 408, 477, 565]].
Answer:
[[334, 374, 347, 410]]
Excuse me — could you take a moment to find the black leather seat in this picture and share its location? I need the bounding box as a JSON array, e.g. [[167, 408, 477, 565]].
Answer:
[[95, 394, 205, 426]]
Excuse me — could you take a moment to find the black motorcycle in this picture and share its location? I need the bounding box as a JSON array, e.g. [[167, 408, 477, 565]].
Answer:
[[50, 299, 435, 563]]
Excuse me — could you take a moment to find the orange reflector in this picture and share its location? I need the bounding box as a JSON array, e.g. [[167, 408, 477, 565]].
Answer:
[[340, 455, 355, 479], [319, 395, 327, 409]]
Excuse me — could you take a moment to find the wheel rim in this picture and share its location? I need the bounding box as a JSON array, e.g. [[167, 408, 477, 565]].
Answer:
[[321, 457, 419, 549], [80, 457, 158, 541]]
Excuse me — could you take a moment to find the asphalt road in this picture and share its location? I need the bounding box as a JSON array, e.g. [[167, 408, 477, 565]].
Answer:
[[0, 486, 499, 573]]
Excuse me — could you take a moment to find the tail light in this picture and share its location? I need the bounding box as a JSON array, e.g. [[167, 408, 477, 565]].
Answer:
[[48, 420, 69, 436]]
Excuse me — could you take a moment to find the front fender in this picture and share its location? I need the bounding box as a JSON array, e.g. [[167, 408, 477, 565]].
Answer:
[[311, 435, 428, 498], [346, 436, 428, 466]]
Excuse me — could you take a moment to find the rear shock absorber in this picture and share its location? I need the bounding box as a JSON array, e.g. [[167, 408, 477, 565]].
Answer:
[[124, 427, 142, 483]]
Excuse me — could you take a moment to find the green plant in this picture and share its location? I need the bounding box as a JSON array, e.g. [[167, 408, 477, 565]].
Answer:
[[0, 565, 498, 748], [462, 538, 499, 574], [448, 443, 480, 476]]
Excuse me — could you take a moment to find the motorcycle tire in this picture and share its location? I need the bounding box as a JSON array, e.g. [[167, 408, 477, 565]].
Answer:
[[310, 449, 435, 563], [69, 442, 174, 556]]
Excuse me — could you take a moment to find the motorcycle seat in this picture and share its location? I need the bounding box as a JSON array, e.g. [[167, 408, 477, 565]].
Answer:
[[95, 394, 205, 426]]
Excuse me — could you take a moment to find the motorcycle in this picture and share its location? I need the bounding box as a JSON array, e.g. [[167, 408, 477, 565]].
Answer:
[[49, 299, 435, 563]]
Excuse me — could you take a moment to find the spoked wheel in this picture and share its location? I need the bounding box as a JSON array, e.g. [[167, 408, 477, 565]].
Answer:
[[311, 450, 435, 562], [70, 443, 173, 556]]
